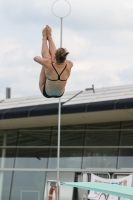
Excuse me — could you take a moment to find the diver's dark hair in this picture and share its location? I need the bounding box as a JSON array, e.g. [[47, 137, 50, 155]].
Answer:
[[55, 48, 69, 63]]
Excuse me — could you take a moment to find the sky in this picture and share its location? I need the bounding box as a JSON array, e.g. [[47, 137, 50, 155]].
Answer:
[[0, 0, 133, 99]]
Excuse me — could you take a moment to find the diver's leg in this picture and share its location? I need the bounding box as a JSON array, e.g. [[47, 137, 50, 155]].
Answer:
[[39, 66, 46, 93], [39, 27, 50, 93], [47, 26, 56, 61], [42, 27, 50, 59]]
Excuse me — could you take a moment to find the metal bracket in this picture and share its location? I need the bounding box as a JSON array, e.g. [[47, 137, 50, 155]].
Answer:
[[85, 84, 95, 93], [50, 181, 58, 187]]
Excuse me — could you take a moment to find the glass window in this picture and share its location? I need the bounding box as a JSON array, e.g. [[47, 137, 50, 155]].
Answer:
[[0, 149, 2, 166], [0, 130, 18, 146], [1, 171, 12, 200], [85, 130, 120, 146], [51, 130, 85, 146], [0, 131, 4, 146], [0, 148, 49, 169], [48, 148, 82, 168], [85, 122, 120, 146], [7, 130, 18, 146], [118, 148, 133, 169], [83, 148, 118, 169], [120, 130, 133, 146], [121, 121, 133, 146], [10, 171, 46, 200], [15, 148, 49, 168], [18, 128, 52, 146], [0, 148, 16, 168]]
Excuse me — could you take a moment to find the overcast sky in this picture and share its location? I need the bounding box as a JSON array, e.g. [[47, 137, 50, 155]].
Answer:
[[0, 0, 133, 99]]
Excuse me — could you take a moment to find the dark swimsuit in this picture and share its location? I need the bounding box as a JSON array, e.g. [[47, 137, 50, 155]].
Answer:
[[43, 62, 67, 98]]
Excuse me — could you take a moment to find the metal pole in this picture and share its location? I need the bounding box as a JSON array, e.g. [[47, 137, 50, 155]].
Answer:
[[57, 17, 63, 182], [51, 2, 71, 200], [6, 87, 11, 99], [57, 17, 63, 200], [57, 97, 61, 183], [60, 17, 63, 47]]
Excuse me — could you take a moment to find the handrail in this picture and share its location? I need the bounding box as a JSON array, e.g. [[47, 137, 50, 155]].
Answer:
[[98, 193, 109, 200], [82, 172, 111, 179], [112, 172, 133, 179]]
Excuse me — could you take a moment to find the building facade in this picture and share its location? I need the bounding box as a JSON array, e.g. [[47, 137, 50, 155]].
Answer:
[[0, 85, 133, 200]]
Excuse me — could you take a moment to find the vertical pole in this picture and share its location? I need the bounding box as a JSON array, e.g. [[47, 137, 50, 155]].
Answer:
[[57, 17, 63, 200], [57, 97, 61, 183], [60, 18, 63, 48], [0, 133, 7, 200], [6, 88, 11, 99], [116, 122, 122, 169]]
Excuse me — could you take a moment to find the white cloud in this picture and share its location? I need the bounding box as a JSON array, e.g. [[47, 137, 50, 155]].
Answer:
[[69, 0, 133, 30], [0, 0, 133, 99], [111, 30, 133, 46], [0, 37, 20, 57], [62, 29, 91, 60]]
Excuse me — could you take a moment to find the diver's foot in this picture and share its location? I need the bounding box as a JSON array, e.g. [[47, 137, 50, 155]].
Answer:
[[42, 27, 47, 38], [46, 25, 52, 39]]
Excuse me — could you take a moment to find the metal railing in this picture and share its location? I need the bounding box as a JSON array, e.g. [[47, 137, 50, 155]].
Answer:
[[112, 172, 133, 179]]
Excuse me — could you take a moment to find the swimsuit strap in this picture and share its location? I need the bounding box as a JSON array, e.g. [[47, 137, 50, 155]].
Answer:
[[51, 63, 59, 77], [59, 64, 67, 76], [52, 63, 67, 80]]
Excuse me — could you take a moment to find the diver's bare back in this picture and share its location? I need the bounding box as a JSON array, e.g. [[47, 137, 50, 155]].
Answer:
[[43, 59, 73, 96]]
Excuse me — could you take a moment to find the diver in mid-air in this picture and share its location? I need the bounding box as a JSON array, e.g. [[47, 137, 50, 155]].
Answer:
[[34, 25, 73, 98]]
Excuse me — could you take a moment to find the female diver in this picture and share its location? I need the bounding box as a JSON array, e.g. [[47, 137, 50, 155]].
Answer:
[[34, 25, 73, 98]]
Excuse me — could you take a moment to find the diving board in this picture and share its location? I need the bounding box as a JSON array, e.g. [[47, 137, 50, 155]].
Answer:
[[61, 182, 133, 199]]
